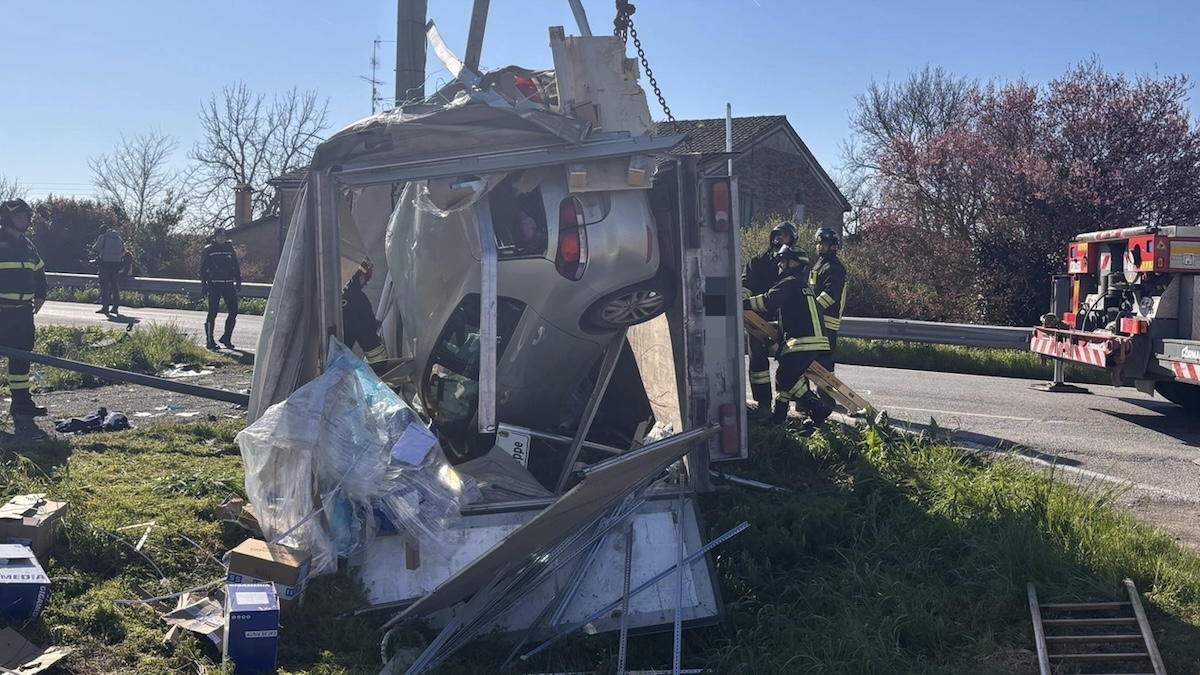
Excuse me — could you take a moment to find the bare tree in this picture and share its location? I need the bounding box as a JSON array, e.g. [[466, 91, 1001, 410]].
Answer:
[[842, 65, 978, 174], [0, 174, 29, 200], [88, 130, 183, 229], [188, 82, 330, 226]]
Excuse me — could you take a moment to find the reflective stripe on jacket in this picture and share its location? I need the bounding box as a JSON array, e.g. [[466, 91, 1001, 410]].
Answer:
[[746, 274, 829, 354], [811, 253, 847, 332], [0, 235, 46, 306]]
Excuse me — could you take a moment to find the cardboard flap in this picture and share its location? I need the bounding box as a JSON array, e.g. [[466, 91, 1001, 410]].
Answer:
[[0, 495, 47, 521], [0, 627, 71, 674]]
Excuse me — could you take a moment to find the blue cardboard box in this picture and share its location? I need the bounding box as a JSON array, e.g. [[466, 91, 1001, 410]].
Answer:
[[0, 544, 49, 621], [223, 583, 279, 675]]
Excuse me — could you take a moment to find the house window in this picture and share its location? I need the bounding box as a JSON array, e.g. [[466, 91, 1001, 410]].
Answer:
[[792, 203, 805, 223], [740, 192, 755, 228]]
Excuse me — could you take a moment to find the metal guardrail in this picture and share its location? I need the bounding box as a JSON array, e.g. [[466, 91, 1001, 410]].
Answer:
[[45, 273, 272, 299], [47, 273, 1034, 350], [840, 317, 1033, 350]]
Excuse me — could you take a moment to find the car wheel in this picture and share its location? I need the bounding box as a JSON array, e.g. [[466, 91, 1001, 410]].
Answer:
[[581, 276, 675, 333]]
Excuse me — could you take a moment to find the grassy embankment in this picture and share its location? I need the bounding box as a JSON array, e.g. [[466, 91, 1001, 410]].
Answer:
[[1, 325, 232, 394], [1, 413, 1197, 674]]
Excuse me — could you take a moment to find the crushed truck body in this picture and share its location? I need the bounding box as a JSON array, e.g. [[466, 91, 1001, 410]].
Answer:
[[243, 21, 750, 674]]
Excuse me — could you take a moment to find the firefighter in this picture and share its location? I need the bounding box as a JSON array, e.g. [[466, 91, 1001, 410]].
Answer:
[[0, 199, 48, 418], [341, 258, 391, 374], [198, 227, 242, 350], [742, 220, 798, 410], [810, 227, 847, 402], [744, 244, 832, 427]]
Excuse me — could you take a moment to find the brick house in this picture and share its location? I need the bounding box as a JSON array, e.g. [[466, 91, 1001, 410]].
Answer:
[[655, 115, 850, 232], [224, 168, 307, 281]]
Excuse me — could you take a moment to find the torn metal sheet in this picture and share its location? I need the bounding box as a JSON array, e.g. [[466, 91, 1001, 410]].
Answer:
[[390, 424, 716, 621]]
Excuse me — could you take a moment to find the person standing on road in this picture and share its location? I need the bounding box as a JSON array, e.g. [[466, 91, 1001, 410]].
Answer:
[[341, 258, 391, 374], [91, 223, 125, 315], [742, 220, 798, 411], [810, 227, 847, 401], [198, 226, 241, 350], [0, 199, 49, 418], [744, 244, 832, 428]]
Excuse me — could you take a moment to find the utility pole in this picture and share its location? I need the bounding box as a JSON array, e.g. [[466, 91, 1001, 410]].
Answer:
[[395, 0, 428, 106]]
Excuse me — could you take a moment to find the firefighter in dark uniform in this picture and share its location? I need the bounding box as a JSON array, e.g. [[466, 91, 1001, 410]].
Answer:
[[810, 227, 847, 404], [742, 220, 798, 410], [341, 258, 391, 374], [0, 199, 48, 418], [198, 227, 242, 350], [744, 244, 832, 427]]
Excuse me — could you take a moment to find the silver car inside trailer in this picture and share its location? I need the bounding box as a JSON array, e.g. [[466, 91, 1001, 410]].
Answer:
[[244, 21, 748, 675]]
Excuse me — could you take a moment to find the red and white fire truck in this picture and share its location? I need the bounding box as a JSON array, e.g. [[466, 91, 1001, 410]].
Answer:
[[1030, 225, 1200, 412]]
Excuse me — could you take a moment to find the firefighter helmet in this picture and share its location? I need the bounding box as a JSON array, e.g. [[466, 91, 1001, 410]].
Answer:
[[0, 198, 33, 226], [815, 227, 840, 246], [775, 243, 810, 266], [770, 221, 799, 248]]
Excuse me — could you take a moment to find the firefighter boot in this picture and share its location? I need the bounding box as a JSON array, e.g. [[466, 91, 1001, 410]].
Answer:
[[219, 316, 236, 350], [799, 391, 833, 427], [750, 383, 774, 413], [204, 320, 218, 350], [10, 390, 47, 418], [767, 400, 790, 426]]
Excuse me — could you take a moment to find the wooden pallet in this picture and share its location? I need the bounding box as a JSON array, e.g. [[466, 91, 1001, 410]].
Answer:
[[1027, 579, 1166, 675]]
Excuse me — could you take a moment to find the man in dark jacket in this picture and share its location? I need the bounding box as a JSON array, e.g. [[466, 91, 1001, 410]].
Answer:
[[744, 244, 832, 428], [810, 227, 847, 406], [341, 258, 390, 373], [0, 199, 48, 418], [742, 220, 798, 410], [199, 227, 241, 350]]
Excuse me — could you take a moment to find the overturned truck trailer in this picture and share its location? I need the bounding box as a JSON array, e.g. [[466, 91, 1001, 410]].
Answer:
[[246, 27, 747, 672]]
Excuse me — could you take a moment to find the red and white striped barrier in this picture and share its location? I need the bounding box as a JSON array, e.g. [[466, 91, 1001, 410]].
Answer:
[[1172, 360, 1200, 383], [1030, 330, 1119, 368]]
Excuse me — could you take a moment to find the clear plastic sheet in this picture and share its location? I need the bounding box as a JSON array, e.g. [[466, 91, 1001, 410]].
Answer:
[[236, 338, 469, 576]]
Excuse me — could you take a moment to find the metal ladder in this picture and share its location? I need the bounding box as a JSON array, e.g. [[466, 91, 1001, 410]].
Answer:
[[1027, 579, 1166, 675]]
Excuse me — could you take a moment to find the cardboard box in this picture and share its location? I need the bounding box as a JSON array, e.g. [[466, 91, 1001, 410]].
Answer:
[[223, 583, 279, 675], [0, 627, 71, 674], [0, 494, 67, 557], [226, 538, 311, 607], [0, 544, 50, 620]]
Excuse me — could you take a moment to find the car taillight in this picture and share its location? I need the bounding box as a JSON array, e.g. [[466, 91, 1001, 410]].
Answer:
[[709, 179, 731, 231], [556, 198, 588, 281]]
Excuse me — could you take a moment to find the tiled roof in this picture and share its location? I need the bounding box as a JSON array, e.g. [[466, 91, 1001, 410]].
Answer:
[[654, 115, 786, 154], [268, 167, 309, 185]]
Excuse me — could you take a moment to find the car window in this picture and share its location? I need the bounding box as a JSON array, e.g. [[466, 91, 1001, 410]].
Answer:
[[424, 294, 525, 430], [488, 173, 548, 258]]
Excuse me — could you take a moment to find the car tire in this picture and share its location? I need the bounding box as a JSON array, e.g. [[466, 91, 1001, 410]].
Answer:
[[581, 275, 675, 334], [1155, 380, 1200, 414]]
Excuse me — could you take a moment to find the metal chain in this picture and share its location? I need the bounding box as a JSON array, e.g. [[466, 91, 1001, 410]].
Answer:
[[613, 1, 675, 123]]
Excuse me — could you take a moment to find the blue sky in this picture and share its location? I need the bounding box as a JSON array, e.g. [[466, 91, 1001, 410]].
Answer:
[[2, 0, 1198, 200]]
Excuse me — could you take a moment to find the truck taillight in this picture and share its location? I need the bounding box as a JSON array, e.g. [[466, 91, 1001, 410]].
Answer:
[[709, 179, 731, 232], [555, 198, 588, 281]]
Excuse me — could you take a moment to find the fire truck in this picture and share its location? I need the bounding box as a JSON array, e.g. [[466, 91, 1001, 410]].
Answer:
[[1030, 225, 1200, 412]]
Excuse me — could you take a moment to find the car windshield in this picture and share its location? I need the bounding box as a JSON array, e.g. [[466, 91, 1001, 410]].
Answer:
[[424, 294, 525, 430], [488, 173, 548, 258]]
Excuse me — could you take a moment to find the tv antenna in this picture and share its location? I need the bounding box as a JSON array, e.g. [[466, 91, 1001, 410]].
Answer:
[[359, 36, 394, 114]]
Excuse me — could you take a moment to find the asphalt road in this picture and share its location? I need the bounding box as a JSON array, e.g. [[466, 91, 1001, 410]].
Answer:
[[34, 301, 1200, 507], [37, 300, 264, 352], [834, 363, 1200, 503]]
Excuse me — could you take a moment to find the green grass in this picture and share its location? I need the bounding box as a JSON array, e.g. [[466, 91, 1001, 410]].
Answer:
[[840, 337, 1111, 384], [47, 286, 267, 316], [1, 325, 232, 393], [3, 415, 1198, 674]]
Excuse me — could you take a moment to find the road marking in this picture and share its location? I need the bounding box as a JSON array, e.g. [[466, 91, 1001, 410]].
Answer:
[[885, 405, 1035, 422]]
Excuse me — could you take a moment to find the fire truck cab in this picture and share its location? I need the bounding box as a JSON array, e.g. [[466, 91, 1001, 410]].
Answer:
[[1030, 225, 1200, 412]]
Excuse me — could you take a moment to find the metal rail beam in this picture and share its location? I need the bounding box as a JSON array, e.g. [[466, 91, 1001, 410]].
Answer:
[[0, 345, 249, 406], [45, 273, 272, 299]]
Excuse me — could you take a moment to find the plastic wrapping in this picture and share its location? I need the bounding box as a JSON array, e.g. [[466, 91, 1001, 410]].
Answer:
[[236, 338, 470, 576]]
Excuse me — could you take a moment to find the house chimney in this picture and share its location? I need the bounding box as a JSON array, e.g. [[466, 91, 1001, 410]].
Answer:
[[234, 183, 253, 227]]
